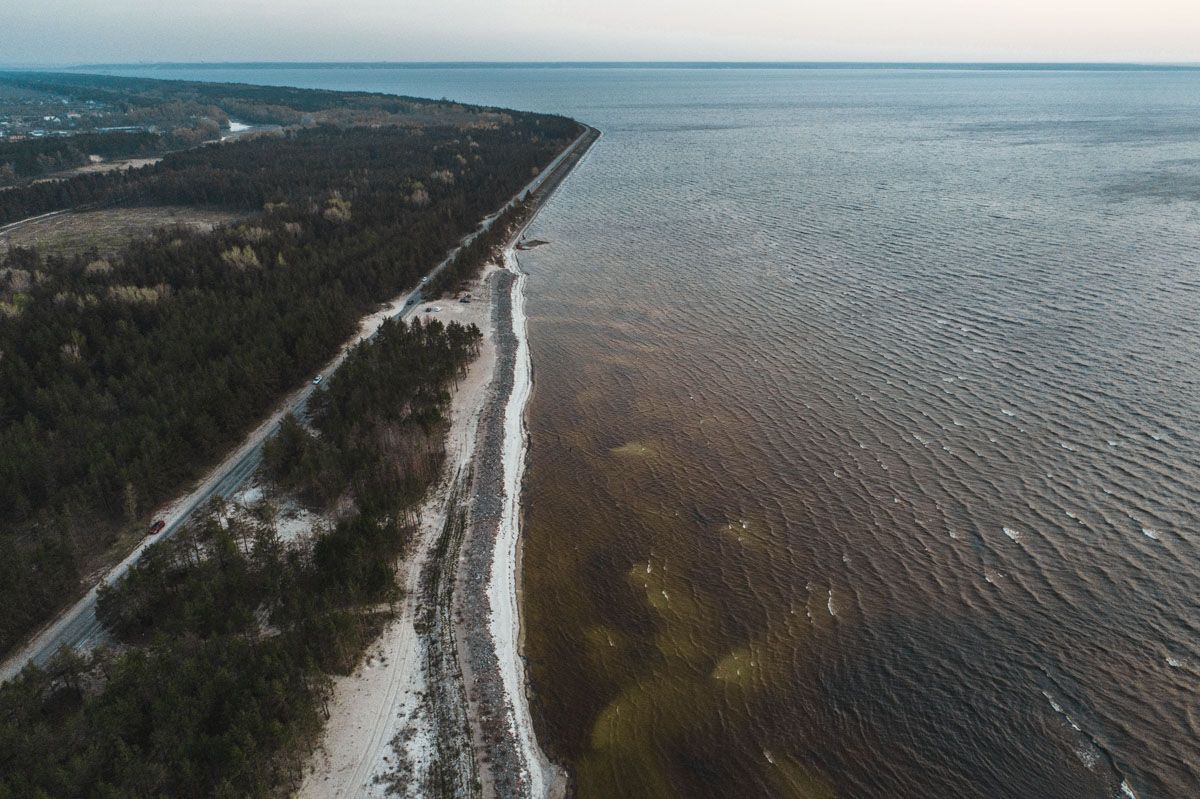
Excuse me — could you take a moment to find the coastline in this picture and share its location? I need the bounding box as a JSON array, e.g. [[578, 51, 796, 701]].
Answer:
[[298, 126, 598, 798], [296, 265, 500, 798], [469, 128, 601, 797], [501, 252, 551, 794], [455, 249, 565, 798], [0, 126, 596, 684], [451, 156, 594, 796]]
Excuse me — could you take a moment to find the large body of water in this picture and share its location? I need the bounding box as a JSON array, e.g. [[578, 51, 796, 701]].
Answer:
[[96, 65, 1198, 798]]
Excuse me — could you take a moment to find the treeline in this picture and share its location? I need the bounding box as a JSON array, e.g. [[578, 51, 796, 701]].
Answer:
[[1, 71, 545, 134], [0, 131, 165, 186], [0, 73, 582, 657], [1, 71, 404, 118], [426, 196, 532, 298], [0, 119, 578, 225], [265, 317, 481, 514], [0, 316, 480, 798]]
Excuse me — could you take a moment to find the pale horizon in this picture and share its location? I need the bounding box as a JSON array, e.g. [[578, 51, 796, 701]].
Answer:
[[5, 0, 1200, 66], [6, 60, 1200, 69]]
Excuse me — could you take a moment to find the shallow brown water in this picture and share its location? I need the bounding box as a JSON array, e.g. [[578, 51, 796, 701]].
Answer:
[[516, 70, 1200, 799], [98, 64, 1200, 799]]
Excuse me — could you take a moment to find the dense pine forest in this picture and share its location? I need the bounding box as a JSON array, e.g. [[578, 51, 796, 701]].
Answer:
[[0, 132, 165, 185], [0, 316, 481, 798], [0, 72, 580, 659]]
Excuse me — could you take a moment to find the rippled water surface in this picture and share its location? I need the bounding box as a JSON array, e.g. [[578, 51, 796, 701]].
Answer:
[[104, 65, 1200, 798]]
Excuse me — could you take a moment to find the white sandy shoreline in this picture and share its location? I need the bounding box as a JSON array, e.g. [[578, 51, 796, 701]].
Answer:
[[296, 268, 500, 798], [488, 245, 557, 797], [455, 128, 600, 798], [298, 126, 597, 799], [482, 128, 602, 794]]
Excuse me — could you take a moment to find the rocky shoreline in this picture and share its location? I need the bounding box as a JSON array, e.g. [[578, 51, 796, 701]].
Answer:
[[453, 267, 537, 798], [442, 128, 599, 799], [298, 126, 598, 799]]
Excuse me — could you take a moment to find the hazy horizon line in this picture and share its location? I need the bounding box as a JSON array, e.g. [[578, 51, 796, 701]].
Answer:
[[4, 60, 1200, 72]]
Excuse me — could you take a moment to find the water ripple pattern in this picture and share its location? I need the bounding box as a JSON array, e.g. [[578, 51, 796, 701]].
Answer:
[[516, 69, 1200, 799], [101, 65, 1200, 799]]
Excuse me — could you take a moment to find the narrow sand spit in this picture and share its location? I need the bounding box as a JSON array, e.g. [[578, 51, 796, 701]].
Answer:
[[452, 247, 564, 799], [297, 126, 598, 799], [297, 269, 499, 798], [487, 246, 561, 797], [465, 128, 601, 798]]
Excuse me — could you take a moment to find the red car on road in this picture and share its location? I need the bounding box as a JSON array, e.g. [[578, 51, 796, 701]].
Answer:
[[147, 520, 166, 537]]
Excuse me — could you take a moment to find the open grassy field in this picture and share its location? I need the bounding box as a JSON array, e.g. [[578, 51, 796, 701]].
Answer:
[[0, 205, 244, 259], [32, 156, 164, 183]]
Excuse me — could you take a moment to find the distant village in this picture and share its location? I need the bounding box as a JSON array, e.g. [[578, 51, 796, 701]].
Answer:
[[0, 86, 157, 140]]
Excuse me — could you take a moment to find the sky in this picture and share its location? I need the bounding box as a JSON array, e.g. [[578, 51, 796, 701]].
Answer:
[[4, 0, 1200, 65]]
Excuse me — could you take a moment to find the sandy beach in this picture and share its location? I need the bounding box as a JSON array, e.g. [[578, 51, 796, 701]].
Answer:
[[486, 246, 564, 798], [297, 126, 597, 799], [451, 251, 567, 799], [297, 271, 500, 798], [297, 252, 564, 799]]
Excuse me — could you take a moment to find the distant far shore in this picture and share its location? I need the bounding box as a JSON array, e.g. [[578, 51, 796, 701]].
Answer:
[[27, 61, 1200, 72]]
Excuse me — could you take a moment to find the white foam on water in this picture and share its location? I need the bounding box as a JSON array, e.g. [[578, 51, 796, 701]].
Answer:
[[1003, 526, 1022, 542], [827, 589, 837, 617], [1002, 409, 1017, 417], [1142, 527, 1161, 540], [1075, 744, 1100, 770], [1043, 692, 1064, 715], [1045, 691, 1139, 796]]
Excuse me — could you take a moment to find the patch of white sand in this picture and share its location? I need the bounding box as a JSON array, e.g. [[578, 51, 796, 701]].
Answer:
[[487, 246, 560, 798], [297, 268, 499, 798]]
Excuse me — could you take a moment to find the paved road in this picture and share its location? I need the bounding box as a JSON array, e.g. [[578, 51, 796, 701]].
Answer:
[[0, 209, 71, 233], [0, 127, 595, 682]]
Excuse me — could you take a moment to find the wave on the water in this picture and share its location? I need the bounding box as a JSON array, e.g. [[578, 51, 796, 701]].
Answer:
[[1040, 689, 1140, 799]]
